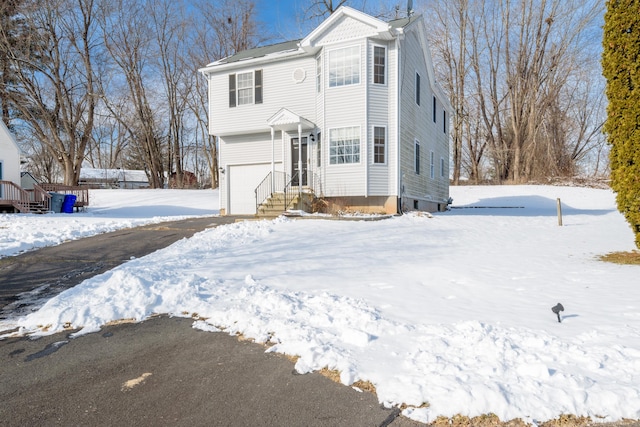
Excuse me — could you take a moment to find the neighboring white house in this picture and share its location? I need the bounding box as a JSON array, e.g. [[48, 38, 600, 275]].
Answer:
[[199, 6, 452, 215], [0, 119, 21, 187]]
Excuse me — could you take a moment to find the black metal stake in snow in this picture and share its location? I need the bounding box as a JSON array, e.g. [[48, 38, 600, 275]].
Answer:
[[552, 303, 564, 323]]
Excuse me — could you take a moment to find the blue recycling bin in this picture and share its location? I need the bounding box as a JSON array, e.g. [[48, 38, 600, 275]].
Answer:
[[49, 192, 64, 213], [62, 194, 77, 213]]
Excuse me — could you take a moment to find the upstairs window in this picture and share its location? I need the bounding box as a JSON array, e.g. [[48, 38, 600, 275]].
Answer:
[[229, 70, 263, 107], [415, 73, 421, 105], [433, 96, 437, 122], [330, 126, 360, 164], [443, 110, 447, 133], [329, 46, 360, 87], [373, 46, 386, 85]]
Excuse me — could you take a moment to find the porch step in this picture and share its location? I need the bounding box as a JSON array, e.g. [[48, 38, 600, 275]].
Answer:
[[257, 191, 315, 218], [28, 201, 49, 214]]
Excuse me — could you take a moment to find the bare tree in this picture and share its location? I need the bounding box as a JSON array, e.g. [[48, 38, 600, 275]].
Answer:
[[188, 0, 266, 189], [0, 0, 99, 185], [99, 0, 166, 188], [428, 0, 470, 185]]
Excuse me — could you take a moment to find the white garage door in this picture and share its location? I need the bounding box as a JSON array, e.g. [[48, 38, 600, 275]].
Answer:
[[228, 163, 272, 214]]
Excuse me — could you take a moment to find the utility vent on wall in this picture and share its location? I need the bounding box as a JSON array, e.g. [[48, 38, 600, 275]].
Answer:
[[293, 68, 306, 83]]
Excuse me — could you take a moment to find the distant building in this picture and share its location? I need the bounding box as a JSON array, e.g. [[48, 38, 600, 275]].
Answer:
[[80, 168, 149, 189]]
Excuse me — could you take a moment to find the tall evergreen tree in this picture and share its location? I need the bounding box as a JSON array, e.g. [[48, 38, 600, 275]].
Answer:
[[602, 0, 640, 248]]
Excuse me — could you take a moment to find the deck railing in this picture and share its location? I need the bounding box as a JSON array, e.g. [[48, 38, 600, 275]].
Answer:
[[30, 183, 52, 212], [39, 184, 89, 208], [0, 180, 29, 213]]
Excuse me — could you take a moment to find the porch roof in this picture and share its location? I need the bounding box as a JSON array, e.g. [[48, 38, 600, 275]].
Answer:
[[267, 108, 315, 132]]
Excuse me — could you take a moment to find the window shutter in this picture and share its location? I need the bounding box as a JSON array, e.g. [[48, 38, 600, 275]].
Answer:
[[255, 69, 263, 104], [229, 74, 236, 108], [416, 73, 421, 106]]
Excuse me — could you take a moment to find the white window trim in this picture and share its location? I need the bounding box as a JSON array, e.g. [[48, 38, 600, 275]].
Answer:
[[328, 45, 362, 89], [328, 125, 361, 165], [236, 71, 254, 106], [372, 125, 387, 165], [372, 44, 387, 86]]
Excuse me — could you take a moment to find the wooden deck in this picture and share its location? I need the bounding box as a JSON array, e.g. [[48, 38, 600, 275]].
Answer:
[[0, 181, 88, 213], [39, 184, 89, 210]]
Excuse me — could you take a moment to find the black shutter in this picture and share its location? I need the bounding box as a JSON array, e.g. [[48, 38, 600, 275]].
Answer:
[[229, 74, 236, 108], [255, 69, 263, 104], [416, 73, 420, 106]]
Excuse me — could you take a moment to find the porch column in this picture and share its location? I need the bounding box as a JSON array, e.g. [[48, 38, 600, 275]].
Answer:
[[297, 123, 302, 199], [270, 126, 275, 193]]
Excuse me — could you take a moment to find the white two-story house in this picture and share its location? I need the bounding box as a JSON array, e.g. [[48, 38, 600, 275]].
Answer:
[[200, 6, 452, 215]]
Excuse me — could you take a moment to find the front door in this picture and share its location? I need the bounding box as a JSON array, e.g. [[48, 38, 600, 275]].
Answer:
[[291, 137, 308, 186]]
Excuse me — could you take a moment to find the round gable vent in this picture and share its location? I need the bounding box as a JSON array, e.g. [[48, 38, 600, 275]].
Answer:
[[293, 68, 306, 83]]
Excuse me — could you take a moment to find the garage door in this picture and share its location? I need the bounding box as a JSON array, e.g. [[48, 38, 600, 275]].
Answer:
[[228, 163, 273, 214]]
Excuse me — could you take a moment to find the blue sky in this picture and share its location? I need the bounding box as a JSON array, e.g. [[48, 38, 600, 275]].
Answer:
[[256, 0, 309, 42]]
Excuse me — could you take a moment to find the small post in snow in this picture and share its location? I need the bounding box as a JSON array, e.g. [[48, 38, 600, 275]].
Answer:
[[557, 198, 563, 226], [552, 303, 564, 323]]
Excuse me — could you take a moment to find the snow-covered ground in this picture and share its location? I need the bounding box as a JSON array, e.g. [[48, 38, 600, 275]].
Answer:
[[1, 185, 639, 424]]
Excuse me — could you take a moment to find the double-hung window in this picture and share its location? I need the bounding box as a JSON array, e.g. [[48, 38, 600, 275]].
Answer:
[[443, 110, 447, 133], [373, 46, 385, 85], [229, 70, 263, 107], [329, 46, 360, 87], [373, 126, 386, 164], [329, 127, 360, 164], [433, 96, 437, 122], [414, 139, 420, 174]]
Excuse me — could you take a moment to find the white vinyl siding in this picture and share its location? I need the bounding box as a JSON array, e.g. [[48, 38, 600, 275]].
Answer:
[[210, 57, 316, 136], [329, 126, 360, 164], [329, 46, 360, 87]]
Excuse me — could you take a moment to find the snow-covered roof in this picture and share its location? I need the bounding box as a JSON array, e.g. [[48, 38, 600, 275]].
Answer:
[[80, 168, 148, 183]]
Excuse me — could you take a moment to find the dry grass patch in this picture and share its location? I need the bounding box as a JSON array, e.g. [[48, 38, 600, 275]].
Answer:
[[599, 250, 640, 265], [317, 367, 378, 394], [431, 414, 530, 427], [538, 414, 591, 427]]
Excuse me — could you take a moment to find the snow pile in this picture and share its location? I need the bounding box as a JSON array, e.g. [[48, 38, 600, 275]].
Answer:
[[1, 185, 639, 423], [0, 189, 219, 258]]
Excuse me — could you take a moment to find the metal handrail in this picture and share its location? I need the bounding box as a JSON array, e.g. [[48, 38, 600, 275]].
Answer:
[[283, 172, 299, 211], [255, 171, 273, 213], [255, 171, 290, 213]]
